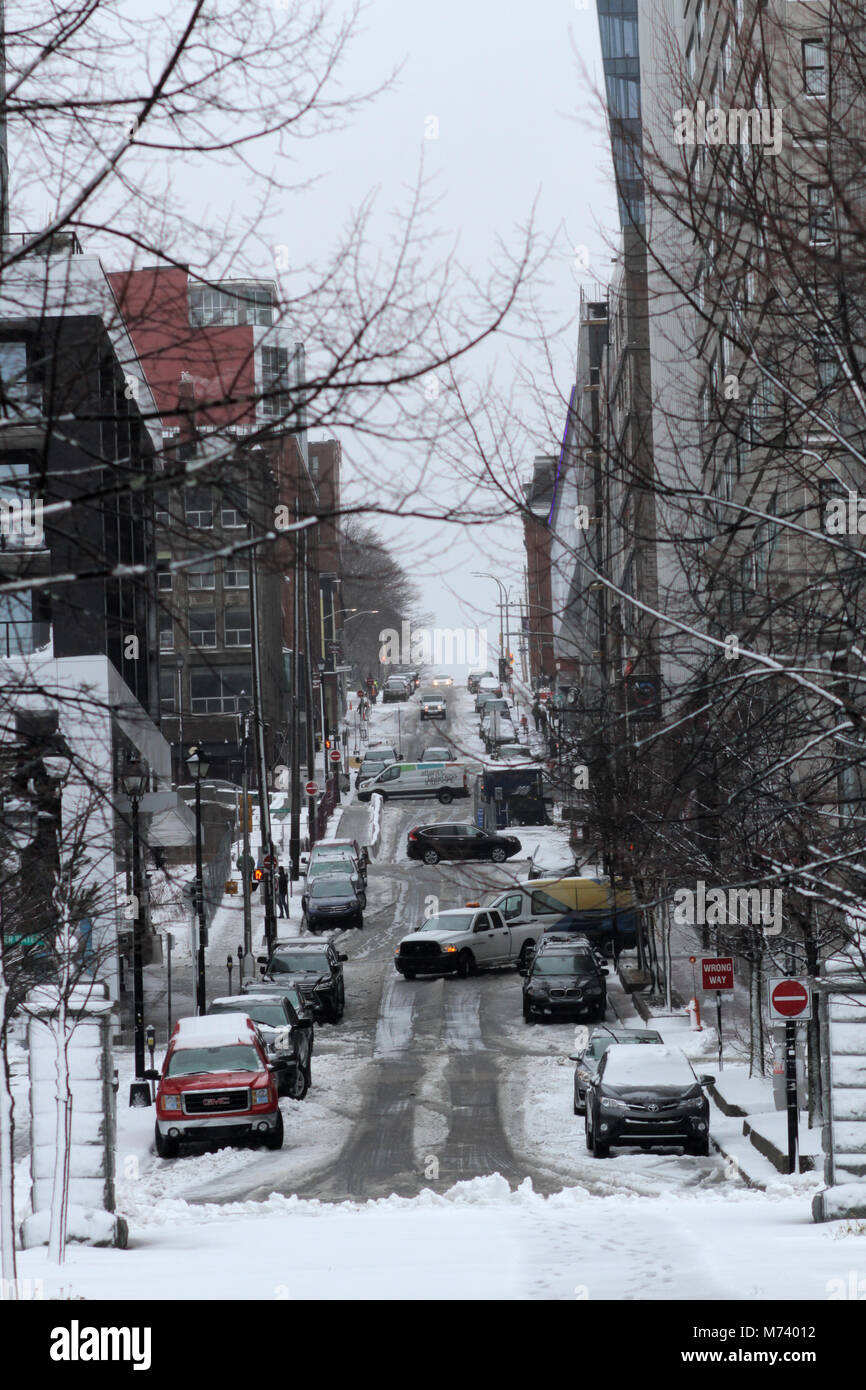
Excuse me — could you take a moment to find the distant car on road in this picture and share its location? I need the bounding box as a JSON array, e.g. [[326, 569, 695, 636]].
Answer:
[[420, 690, 447, 721], [520, 933, 608, 1024], [207, 993, 313, 1100], [584, 1043, 715, 1158], [302, 874, 365, 931], [406, 821, 521, 865], [570, 1026, 664, 1114], [307, 840, 367, 886], [419, 746, 450, 761], [468, 669, 494, 693], [395, 905, 534, 978], [357, 761, 468, 804], [382, 676, 411, 702], [430, 674, 454, 686], [258, 938, 348, 1022], [366, 744, 402, 763]]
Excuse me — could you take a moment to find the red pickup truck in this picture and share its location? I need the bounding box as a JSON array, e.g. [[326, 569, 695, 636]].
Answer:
[[154, 1014, 283, 1158]]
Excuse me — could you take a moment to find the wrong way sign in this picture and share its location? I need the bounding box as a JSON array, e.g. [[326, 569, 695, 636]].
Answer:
[[701, 957, 734, 991], [768, 977, 812, 1021]]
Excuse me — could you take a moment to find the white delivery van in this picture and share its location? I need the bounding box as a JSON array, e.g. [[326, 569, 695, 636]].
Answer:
[[356, 761, 469, 805]]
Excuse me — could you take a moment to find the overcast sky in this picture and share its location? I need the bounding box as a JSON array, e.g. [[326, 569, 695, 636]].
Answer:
[[287, 0, 617, 659]]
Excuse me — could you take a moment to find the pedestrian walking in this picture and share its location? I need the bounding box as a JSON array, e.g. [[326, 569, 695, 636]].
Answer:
[[531, 700, 541, 731], [277, 865, 289, 918], [520, 713, 529, 739]]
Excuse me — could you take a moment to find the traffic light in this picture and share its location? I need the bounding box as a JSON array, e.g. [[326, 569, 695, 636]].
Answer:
[[251, 867, 263, 893]]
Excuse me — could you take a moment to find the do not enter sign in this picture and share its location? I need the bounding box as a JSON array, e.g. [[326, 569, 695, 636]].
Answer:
[[768, 977, 812, 1021], [329, 749, 342, 763], [305, 781, 318, 796]]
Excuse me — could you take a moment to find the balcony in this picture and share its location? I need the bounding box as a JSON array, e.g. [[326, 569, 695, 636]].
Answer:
[[0, 619, 52, 657]]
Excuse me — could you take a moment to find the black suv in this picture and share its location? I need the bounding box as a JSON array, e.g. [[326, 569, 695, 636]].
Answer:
[[302, 874, 365, 931], [584, 1043, 715, 1158], [521, 933, 608, 1023], [207, 993, 313, 1099], [258, 938, 347, 1022], [570, 1025, 663, 1114], [406, 823, 522, 865]]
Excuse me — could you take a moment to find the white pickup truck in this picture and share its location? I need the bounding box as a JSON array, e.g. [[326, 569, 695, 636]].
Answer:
[[394, 905, 539, 979]]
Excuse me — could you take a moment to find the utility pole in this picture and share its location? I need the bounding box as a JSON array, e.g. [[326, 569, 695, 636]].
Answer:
[[238, 701, 253, 972], [289, 502, 302, 880], [249, 526, 277, 949], [0, 0, 9, 240], [302, 526, 318, 843]]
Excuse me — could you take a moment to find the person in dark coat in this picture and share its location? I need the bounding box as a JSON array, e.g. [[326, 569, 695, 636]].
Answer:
[[277, 865, 289, 918]]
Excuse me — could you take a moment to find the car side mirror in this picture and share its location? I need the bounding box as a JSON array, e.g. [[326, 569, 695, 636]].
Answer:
[[338, 953, 348, 962], [700, 1075, 716, 1087], [601, 967, 609, 976], [256, 955, 268, 965], [143, 1068, 160, 1081]]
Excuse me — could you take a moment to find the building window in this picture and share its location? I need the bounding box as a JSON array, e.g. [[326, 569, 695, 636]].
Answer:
[[808, 185, 833, 244], [221, 483, 248, 528], [157, 569, 173, 591], [225, 605, 252, 647], [189, 609, 217, 648], [803, 39, 827, 97], [159, 613, 174, 651], [224, 560, 249, 589], [190, 667, 252, 714], [154, 489, 170, 524], [187, 560, 215, 590], [599, 14, 638, 58], [261, 345, 291, 418], [159, 671, 175, 712], [816, 336, 840, 388], [0, 341, 39, 418], [185, 488, 212, 528], [188, 284, 273, 328]]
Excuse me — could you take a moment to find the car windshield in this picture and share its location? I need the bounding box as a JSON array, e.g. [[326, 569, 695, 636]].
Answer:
[[587, 1033, 659, 1060], [310, 878, 354, 898], [167, 1044, 262, 1076], [532, 952, 596, 975], [419, 913, 474, 933], [269, 951, 330, 973], [529, 890, 572, 915], [312, 848, 354, 864], [210, 1002, 287, 1028], [421, 692, 440, 700]]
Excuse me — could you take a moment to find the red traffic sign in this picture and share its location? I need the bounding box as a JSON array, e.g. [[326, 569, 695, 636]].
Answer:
[[329, 749, 342, 764], [701, 957, 734, 991], [305, 780, 319, 796], [263, 855, 275, 869], [768, 977, 811, 1021]]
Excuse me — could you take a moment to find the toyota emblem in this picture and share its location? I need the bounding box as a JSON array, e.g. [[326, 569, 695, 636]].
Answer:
[[647, 1102, 659, 1112]]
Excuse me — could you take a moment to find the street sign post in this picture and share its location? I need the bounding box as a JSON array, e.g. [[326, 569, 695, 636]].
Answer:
[[768, 977, 811, 1174], [305, 780, 318, 797], [701, 957, 734, 1071]]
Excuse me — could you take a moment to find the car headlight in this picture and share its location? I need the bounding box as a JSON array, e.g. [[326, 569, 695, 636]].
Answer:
[[600, 1095, 628, 1111], [161, 1094, 181, 1112], [683, 1096, 706, 1110], [253, 1088, 271, 1105], [576, 1067, 592, 1081], [443, 944, 457, 953]]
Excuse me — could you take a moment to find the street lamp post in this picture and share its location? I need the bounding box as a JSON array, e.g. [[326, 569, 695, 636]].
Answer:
[[237, 696, 253, 971], [186, 746, 209, 1015], [473, 573, 513, 683], [121, 754, 150, 1106]]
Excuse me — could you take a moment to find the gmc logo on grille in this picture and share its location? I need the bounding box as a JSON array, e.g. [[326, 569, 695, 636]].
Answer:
[[203, 1097, 229, 1108]]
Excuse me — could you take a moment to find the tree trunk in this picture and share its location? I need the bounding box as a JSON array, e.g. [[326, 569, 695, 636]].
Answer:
[[749, 934, 765, 1077], [48, 906, 73, 1265]]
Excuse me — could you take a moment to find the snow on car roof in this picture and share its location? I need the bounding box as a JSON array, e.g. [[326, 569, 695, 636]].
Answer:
[[211, 994, 286, 1007], [601, 1044, 697, 1086], [172, 1014, 258, 1048], [274, 937, 327, 949]]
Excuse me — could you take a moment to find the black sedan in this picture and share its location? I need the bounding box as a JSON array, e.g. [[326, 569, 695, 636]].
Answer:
[[406, 822, 522, 865], [302, 874, 364, 931], [570, 1025, 663, 1114], [207, 993, 313, 1100], [584, 1043, 715, 1158]]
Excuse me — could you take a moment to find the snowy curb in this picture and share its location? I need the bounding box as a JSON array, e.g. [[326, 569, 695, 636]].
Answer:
[[368, 793, 382, 856]]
